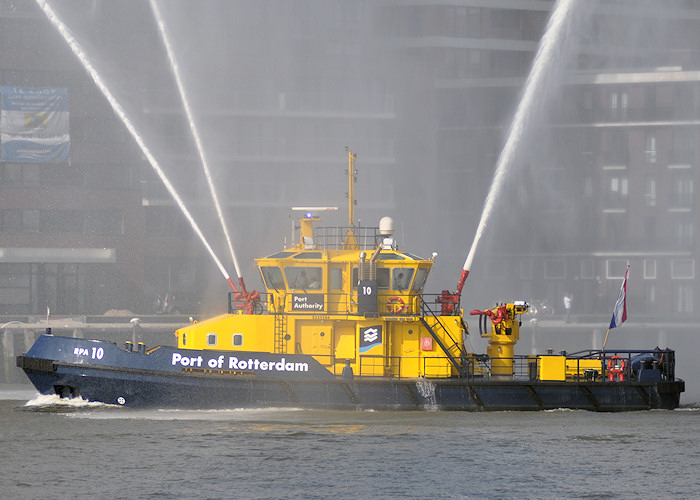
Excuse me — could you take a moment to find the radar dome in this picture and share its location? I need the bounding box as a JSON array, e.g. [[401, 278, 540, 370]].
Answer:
[[379, 216, 394, 237]]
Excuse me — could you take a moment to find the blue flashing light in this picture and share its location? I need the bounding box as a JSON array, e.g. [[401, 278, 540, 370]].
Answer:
[[305, 212, 313, 219]]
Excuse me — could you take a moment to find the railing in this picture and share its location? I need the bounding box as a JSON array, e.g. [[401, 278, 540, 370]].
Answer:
[[311, 226, 383, 250], [509, 349, 678, 383], [298, 353, 483, 379], [231, 291, 461, 318], [333, 350, 677, 382], [226, 293, 678, 383], [567, 349, 677, 382]]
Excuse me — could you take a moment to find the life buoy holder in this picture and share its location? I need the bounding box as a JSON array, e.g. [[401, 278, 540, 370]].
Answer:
[[386, 296, 406, 314], [607, 355, 626, 382]]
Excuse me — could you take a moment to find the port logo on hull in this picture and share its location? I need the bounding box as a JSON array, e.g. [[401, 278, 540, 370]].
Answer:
[[359, 325, 382, 353]]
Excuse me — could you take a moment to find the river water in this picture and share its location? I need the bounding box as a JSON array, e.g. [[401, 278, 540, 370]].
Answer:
[[1, 386, 698, 499]]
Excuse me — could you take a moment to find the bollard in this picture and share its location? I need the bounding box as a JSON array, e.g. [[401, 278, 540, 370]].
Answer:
[[130, 318, 142, 346]]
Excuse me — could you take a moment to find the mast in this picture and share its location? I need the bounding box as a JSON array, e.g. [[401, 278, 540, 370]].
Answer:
[[343, 148, 358, 249], [347, 148, 357, 225]]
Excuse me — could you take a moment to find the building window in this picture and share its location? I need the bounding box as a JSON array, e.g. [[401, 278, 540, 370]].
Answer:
[[0, 164, 24, 185], [671, 129, 694, 164], [645, 176, 656, 207], [487, 259, 508, 280], [545, 259, 565, 279], [582, 89, 593, 120], [644, 260, 657, 279], [207, 333, 217, 346], [671, 175, 693, 208], [606, 259, 628, 279], [606, 174, 628, 208], [23, 164, 40, 185], [1, 210, 22, 232], [673, 217, 693, 248], [604, 130, 628, 165], [671, 259, 694, 279], [645, 131, 656, 164], [644, 215, 657, 241], [646, 283, 656, 306], [85, 210, 124, 235], [233, 334, 243, 346], [24, 210, 40, 233], [580, 259, 594, 280], [0, 263, 31, 312], [674, 283, 693, 314], [0, 163, 81, 187], [608, 90, 628, 120], [520, 259, 533, 280]]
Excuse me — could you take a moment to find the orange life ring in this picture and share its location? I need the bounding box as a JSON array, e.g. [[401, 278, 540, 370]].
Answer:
[[386, 296, 406, 314], [607, 355, 626, 382]]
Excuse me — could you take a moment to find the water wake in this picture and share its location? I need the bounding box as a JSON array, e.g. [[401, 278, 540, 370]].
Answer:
[[24, 393, 111, 410]]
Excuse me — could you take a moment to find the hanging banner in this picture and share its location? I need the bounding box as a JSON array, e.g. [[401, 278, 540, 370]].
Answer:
[[0, 86, 70, 163]]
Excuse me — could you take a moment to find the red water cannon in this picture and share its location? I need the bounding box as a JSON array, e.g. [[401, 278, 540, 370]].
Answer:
[[227, 277, 261, 314], [436, 289, 460, 315], [436, 269, 470, 315], [470, 305, 508, 324]]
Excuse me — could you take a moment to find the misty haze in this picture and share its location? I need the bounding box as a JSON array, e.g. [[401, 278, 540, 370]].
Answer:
[[0, 0, 699, 398]]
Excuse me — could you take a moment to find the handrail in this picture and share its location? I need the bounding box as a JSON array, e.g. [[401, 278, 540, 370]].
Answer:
[[230, 291, 455, 317], [312, 225, 382, 250]]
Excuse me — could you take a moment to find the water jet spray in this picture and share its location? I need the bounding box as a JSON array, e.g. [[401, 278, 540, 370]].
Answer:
[[456, 0, 581, 296], [36, 0, 240, 294], [150, 0, 243, 283]]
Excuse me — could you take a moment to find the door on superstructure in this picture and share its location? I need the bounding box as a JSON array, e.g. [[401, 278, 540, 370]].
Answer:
[[296, 320, 333, 367]]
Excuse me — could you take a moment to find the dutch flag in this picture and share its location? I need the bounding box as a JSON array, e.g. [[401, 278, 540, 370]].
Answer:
[[609, 266, 629, 329]]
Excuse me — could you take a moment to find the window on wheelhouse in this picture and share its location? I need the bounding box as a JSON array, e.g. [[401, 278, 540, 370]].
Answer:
[[285, 266, 323, 290], [207, 333, 217, 346], [330, 267, 342, 290], [411, 268, 430, 292], [392, 268, 414, 291], [260, 266, 285, 290], [351, 267, 390, 290]]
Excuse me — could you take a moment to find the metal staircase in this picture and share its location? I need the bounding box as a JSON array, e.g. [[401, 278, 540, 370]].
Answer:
[[419, 300, 469, 377]]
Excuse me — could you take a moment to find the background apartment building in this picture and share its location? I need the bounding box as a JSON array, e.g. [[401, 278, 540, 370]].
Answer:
[[0, 0, 697, 320]]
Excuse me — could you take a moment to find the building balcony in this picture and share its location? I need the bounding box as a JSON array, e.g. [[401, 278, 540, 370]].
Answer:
[[554, 105, 700, 126], [157, 135, 395, 164], [141, 89, 395, 118]]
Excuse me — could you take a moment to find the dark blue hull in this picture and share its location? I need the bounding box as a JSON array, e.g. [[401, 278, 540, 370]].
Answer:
[[17, 335, 684, 411]]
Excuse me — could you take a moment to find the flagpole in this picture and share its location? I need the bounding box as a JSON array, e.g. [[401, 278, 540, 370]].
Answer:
[[602, 328, 611, 351], [603, 264, 629, 353]]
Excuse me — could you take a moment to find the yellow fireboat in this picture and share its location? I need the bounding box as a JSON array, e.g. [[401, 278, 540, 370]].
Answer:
[[17, 151, 684, 410]]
